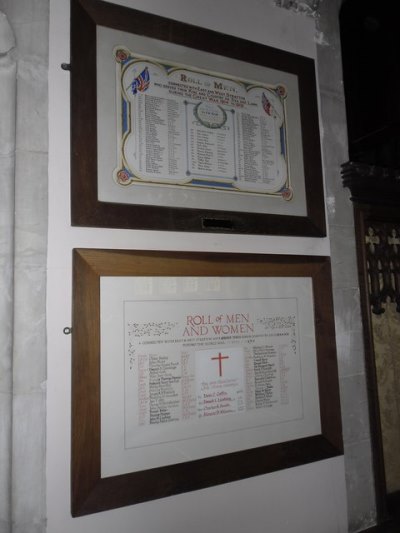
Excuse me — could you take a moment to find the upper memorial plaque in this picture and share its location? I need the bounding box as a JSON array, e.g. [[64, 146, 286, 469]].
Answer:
[[70, 0, 326, 236]]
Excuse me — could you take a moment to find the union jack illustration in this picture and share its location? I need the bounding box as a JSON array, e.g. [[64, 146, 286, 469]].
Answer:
[[262, 92, 273, 116], [131, 67, 150, 95]]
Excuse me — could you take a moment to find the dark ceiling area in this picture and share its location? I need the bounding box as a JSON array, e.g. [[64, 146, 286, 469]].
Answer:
[[340, 0, 400, 167]]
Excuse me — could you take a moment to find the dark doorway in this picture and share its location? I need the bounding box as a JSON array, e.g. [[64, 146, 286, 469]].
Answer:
[[340, 0, 400, 168]]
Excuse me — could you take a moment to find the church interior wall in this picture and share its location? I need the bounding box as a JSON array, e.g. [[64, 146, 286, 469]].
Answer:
[[0, 0, 378, 531]]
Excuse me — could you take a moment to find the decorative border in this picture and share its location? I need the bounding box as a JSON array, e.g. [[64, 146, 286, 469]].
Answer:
[[71, 249, 342, 516], [70, 0, 326, 236], [113, 47, 289, 198]]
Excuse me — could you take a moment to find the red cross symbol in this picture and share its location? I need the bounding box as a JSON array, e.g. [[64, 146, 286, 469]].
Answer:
[[211, 352, 229, 377]]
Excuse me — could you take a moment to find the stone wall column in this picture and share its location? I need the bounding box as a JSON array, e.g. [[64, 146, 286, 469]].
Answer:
[[316, 2, 377, 531], [0, 11, 16, 533], [0, 1, 49, 532]]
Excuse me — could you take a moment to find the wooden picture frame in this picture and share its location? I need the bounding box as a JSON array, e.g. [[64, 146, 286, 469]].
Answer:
[[70, 0, 326, 236], [71, 249, 342, 516]]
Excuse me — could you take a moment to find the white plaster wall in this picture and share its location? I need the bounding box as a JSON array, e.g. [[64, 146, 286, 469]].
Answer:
[[47, 1, 348, 532]]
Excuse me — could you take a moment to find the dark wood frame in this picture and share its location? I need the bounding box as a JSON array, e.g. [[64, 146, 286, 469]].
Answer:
[[70, 0, 326, 237], [71, 249, 342, 516], [353, 205, 388, 523]]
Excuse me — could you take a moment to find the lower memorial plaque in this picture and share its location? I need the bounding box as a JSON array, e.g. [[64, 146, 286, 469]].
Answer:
[[71, 250, 342, 516]]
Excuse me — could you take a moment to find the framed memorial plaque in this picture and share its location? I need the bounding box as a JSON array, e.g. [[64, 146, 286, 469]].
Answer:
[[70, 0, 326, 236], [71, 249, 342, 516]]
